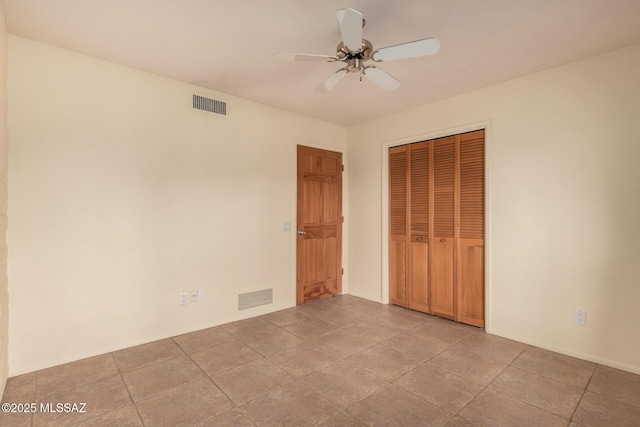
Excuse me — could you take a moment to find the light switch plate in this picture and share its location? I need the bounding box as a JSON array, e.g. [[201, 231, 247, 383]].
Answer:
[[282, 222, 291, 231]]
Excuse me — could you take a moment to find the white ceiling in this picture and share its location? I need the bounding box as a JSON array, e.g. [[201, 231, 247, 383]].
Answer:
[[3, 0, 640, 126]]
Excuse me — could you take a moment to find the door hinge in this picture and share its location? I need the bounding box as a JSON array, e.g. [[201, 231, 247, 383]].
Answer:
[[342, 268, 344, 275], [342, 165, 344, 172], [342, 216, 344, 223]]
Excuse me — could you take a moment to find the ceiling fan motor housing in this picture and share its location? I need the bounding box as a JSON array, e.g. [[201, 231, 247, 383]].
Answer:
[[337, 39, 373, 72]]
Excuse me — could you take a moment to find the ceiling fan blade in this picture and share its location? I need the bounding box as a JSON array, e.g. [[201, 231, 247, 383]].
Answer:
[[274, 52, 338, 62], [316, 68, 348, 93], [372, 38, 441, 62], [364, 67, 401, 91], [336, 8, 363, 51]]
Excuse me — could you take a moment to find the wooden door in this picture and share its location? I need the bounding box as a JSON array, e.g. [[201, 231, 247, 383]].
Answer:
[[389, 146, 408, 306], [296, 145, 343, 304], [456, 130, 485, 327], [430, 136, 456, 320], [408, 142, 430, 312]]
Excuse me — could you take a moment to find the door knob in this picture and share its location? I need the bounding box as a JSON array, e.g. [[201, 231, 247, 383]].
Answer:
[[298, 230, 306, 235]]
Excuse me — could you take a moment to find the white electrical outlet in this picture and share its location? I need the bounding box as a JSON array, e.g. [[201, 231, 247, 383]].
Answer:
[[179, 292, 188, 305], [189, 289, 199, 303], [574, 309, 586, 325]]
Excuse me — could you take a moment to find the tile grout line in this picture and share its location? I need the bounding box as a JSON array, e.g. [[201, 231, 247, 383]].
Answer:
[[328, 316, 473, 425], [186, 298, 390, 425], [179, 334, 255, 413], [330, 314, 468, 422], [112, 351, 147, 427], [215, 311, 348, 426], [504, 347, 600, 423], [447, 343, 528, 423], [180, 318, 337, 424], [259, 303, 411, 423], [174, 329, 294, 426], [460, 344, 593, 424], [389, 331, 474, 419], [568, 363, 597, 424], [31, 353, 133, 427], [117, 338, 221, 425]]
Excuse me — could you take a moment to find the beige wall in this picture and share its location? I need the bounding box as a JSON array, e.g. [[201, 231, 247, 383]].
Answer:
[[6, 32, 640, 377], [0, 4, 10, 394], [348, 44, 640, 373], [7, 36, 347, 375]]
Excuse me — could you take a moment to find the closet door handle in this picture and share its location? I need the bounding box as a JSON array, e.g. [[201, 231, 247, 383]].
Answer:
[[298, 230, 306, 235]]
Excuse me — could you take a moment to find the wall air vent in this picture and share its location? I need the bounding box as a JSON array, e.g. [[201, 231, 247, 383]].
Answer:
[[238, 289, 273, 311], [193, 94, 227, 115]]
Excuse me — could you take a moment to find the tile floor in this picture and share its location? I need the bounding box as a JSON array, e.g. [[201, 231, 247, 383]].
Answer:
[[2, 295, 640, 426]]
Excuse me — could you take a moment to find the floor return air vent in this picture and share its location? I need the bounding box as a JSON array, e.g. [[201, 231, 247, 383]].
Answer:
[[238, 289, 273, 311]]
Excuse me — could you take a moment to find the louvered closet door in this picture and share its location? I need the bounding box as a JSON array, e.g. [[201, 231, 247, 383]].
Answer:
[[431, 136, 456, 320], [389, 146, 408, 306], [457, 130, 485, 327], [408, 142, 430, 312], [388, 130, 484, 327]]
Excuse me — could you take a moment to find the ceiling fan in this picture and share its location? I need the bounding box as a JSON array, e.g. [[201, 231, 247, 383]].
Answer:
[[275, 8, 440, 92]]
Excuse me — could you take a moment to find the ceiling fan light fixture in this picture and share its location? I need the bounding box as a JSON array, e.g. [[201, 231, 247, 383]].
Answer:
[[347, 58, 362, 72]]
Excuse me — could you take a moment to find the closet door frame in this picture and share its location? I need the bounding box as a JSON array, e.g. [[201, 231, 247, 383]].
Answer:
[[380, 121, 492, 332]]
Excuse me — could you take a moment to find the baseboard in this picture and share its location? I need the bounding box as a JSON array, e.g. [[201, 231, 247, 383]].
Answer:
[[490, 328, 640, 375]]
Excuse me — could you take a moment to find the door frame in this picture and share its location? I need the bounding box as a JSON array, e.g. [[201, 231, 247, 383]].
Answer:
[[380, 121, 493, 332], [294, 143, 347, 304]]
